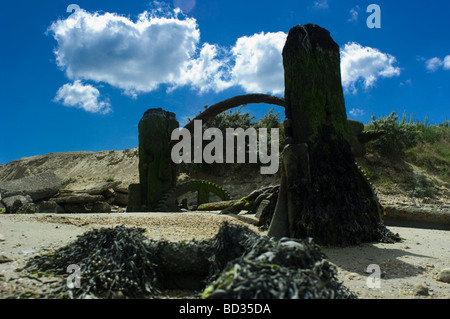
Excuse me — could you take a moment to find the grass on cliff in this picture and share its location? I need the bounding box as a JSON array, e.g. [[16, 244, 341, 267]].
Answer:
[[183, 108, 450, 199], [361, 112, 450, 198], [405, 125, 450, 183]]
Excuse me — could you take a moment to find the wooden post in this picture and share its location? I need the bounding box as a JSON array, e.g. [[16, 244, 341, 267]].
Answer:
[[138, 108, 179, 211], [268, 25, 398, 245]]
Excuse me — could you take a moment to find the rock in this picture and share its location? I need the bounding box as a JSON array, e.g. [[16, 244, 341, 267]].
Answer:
[[414, 283, 429, 296], [255, 200, 271, 219], [0, 171, 64, 201], [91, 201, 111, 213], [102, 189, 117, 204], [0, 253, 12, 263], [2, 195, 33, 213], [114, 184, 129, 194], [0, 233, 5, 241], [114, 192, 128, 206], [79, 181, 122, 195], [17, 202, 38, 214], [437, 268, 450, 283], [54, 194, 104, 205], [38, 201, 65, 214], [64, 204, 91, 213]]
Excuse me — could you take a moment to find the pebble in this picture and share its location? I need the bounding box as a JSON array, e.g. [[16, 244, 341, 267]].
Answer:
[[0, 233, 5, 241], [414, 283, 429, 296], [0, 253, 12, 263], [437, 268, 450, 283], [347, 272, 360, 280]]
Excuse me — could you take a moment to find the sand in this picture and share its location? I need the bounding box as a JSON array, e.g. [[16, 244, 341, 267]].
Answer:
[[0, 212, 448, 299]]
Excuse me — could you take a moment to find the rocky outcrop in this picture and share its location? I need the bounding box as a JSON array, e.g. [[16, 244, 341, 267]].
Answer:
[[38, 201, 65, 214], [0, 149, 139, 185], [2, 195, 33, 214], [0, 173, 128, 214], [0, 172, 63, 201], [54, 194, 105, 205]]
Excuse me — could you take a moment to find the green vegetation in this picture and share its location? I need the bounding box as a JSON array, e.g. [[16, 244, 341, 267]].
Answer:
[[203, 106, 254, 131], [366, 111, 420, 158], [363, 112, 450, 197], [405, 172, 435, 198], [202, 106, 283, 135], [187, 107, 449, 198], [406, 122, 450, 183], [201, 107, 285, 153], [181, 107, 284, 176]]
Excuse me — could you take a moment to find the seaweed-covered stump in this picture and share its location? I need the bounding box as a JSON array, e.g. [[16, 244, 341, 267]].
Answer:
[[203, 224, 356, 299], [268, 24, 400, 246]]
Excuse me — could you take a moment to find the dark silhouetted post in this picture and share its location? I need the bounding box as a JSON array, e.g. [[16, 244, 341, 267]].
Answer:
[[268, 25, 398, 245]]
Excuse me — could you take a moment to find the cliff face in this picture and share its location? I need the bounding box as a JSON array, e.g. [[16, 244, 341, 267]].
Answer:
[[0, 149, 280, 201], [1, 146, 448, 211], [0, 149, 140, 190]]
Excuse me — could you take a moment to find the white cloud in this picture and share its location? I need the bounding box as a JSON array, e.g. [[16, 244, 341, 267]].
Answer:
[[48, 8, 288, 104], [425, 57, 444, 72], [348, 7, 360, 22], [400, 79, 412, 86], [49, 7, 405, 113], [230, 32, 287, 95], [340, 42, 401, 94], [349, 108, 365, 118], [54, 81, 111, 114], [426, 55, 450, 72], [48, 9, 201, 96], [444, 55, 450, 70], [313, 0, 329, 9], [177, 43, 232, 93]]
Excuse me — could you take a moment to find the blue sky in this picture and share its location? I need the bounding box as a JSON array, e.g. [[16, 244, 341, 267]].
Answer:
[[1, 0, 449, 164]]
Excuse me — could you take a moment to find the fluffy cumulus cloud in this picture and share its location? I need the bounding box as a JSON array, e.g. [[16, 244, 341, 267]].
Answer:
[[231, 32, 287, 95], [426, 57, 444, 72], [54, 80, 111, 114], [49, 9, 201, 97], [48, 8, 288, 112], [49, 7, 403, 114], [425, 55, 450, 72], [178, 43, 232, 93], [340, 42, 401, 94], [445, 56, 450, 70]]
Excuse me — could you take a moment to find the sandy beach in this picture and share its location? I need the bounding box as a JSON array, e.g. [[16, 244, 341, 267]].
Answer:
[[0, 212, 448, 299]]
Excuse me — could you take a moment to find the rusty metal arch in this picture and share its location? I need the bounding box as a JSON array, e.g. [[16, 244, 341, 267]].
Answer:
[[183, 94, 285, 134]]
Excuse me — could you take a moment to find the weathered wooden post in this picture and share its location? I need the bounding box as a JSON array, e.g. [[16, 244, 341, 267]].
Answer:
[[268, 24, 397, 245], [127, 108, 179, 212]]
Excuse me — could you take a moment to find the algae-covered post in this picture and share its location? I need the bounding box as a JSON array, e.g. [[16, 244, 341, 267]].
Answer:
[[268, 24, 399, 245], [134, 108, 179, 211]]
